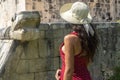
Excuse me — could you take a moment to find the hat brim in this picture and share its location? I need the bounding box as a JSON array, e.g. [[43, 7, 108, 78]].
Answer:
[[60, 3, 92, 24]]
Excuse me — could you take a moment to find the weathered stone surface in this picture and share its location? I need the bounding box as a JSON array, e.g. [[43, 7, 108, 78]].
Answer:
[[51, 23, 67, 37], [16, 57, 59, 74], [11, 11, 40, 31], [46, 57, 60, 71], [0, 0, 120, 29], [5, 73, 34, 80], [16, 60, 29, 73], [16, 58, 48, 73], [21, 40, 39, 59], [28, 59, 47, 72], [0, 27, 10, 39], [26, 0, 120, 22], [38, 39, 49, 57], [0, 1, 119, 80], [39, 31, 45, 39], [10, 11, 40, 41], [39, 24, 49, 31], [0, 40, 15, 74], [35, 71, 56, 80], [89, 24, 120, 80], [18, 74, 34, 80], [10, 28, 40, 41], [54, 38, 63, 57], [0, 0, 26, 28], [0, 23, 120, 80]]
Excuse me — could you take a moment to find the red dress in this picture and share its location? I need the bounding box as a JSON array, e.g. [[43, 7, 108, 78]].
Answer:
[[59, 32, 92, 80]]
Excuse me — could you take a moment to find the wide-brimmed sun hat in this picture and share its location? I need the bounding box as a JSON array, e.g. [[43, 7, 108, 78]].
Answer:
[[60, 2, 92, 24]]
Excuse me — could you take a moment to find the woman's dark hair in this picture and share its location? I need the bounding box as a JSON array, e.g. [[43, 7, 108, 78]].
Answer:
[[70, 24, 99, 61]]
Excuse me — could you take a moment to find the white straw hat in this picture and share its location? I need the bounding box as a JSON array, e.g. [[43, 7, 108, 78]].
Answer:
[[60, 2, 92, 24]]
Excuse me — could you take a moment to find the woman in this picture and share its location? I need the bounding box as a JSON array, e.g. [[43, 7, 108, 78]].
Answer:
[[55, 2, 99, 80]]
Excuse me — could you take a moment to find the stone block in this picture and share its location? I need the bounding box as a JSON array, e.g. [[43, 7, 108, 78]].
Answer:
[[27, 57, 59, 72], [16, 59, 47, 73], [35, 71, 56, 80], [11, 11, 40, 31], [116, 37, 120, 51], [8, 73, 34, 80], [104, 0, 110, 3], [54, 38, 63, 57], [115, 51, 120, 66], [53, 29, 64, 38], [0, 40, 15, 74], [18, 73, 34, 80], [39, 31, 45, 39], [16, 57, 59, 73], [38, 40, 48, 57], [39, 24, 49, 30], [16, 60, 29, 73], [3, 45, 23, 74], [28, 59, 47, 72], [9, 11, 40, 41], [10, 28, 40, 41], [3, 73, 34, 80], [21, 40, 39, 59], [96, 3, 100, 7], [63, 24, 72, 34], [46, 57, 60, 71], [45, 28, 54, 39], [18, 74, 34, 80], [51, 23, 66, 30], [51, 23, 72, 38]]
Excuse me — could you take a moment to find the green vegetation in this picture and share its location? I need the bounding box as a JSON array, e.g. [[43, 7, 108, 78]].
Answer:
[[108, 67, 120, 80]]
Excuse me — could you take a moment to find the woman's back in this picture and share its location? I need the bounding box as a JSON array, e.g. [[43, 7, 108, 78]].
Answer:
[[59, 32, 92, 80]]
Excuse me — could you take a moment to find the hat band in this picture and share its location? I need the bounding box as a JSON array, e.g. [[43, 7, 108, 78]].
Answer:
[[72, 13, 88, 23], [84, 24, 94, 36]]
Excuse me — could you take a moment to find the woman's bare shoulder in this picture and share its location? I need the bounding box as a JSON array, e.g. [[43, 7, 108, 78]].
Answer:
[[64, 34, 79, 42], [63, 34, 80, 48]]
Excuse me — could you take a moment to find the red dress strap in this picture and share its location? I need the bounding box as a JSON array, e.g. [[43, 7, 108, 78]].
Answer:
[[70, 31, 79, 36]]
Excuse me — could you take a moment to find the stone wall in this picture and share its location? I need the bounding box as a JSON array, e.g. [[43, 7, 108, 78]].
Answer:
[[0, 0, 26, 28], [0, 0, 120, 27], [0, 23, 120, 80], [89, 23, 120, 80], [25, 0, 120, 22], [0, 0, 120, 80]]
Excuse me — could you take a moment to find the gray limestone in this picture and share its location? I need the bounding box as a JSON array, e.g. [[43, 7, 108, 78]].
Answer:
[[0, 23, 120, 80]]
